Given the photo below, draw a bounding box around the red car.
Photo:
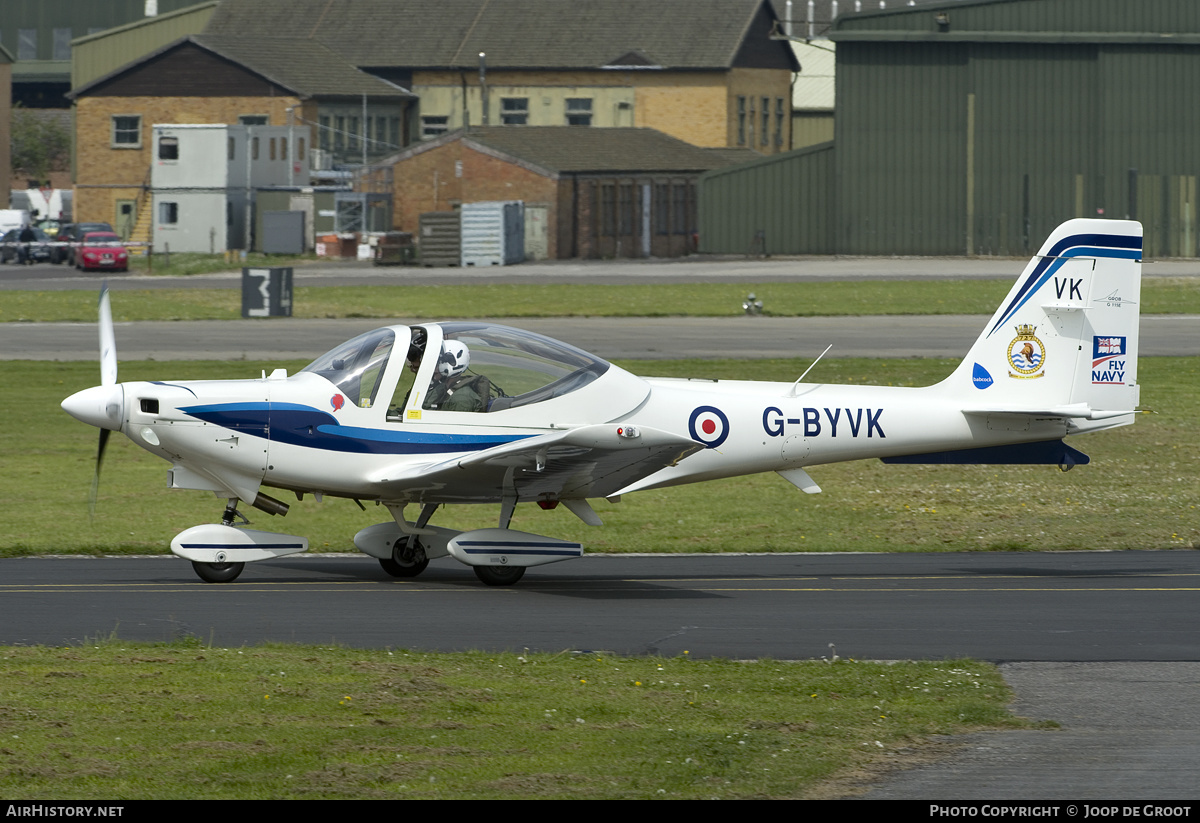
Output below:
[75,232,130,272]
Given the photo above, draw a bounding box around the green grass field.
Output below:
[0,642,1034,799]
[2,277,1198,322]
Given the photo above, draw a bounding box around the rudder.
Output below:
[947,218,1142,419]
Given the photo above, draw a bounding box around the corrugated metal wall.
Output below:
[699,0,1200,257]
[697,142,834,255]
[834,35,1200,256]
[834,42,968,254]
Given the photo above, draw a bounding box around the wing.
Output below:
[369,424,703,503]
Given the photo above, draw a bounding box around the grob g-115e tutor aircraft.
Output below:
[62,218,1144,585]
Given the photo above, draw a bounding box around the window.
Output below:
[251,136,260,160]
[111,115,141,148]
[654,183,670,235]
[348,117,359,151]
[500,98,528,125]
[280,136,288,160]
[599,184,616,236]
[238,115,268,126]
[269,137,276,161]
[775,98,785,147]
[53,28,72,61]
[334,116,345,151]
[672,184,689,235]
[618,183,634,236]
[18,29,37,61]
[157,136,179,161]
[565,98,592,126]
[319,116,331,151]
[158,202,179,225]
[228,137,235,161]
[298,137,306,158]
[736,96,746,146]
[422,116,449,140]
[761,97,770,146]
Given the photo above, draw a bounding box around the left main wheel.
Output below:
[379,535,430,578]
[192,561,245,583]
[473,564,526,586]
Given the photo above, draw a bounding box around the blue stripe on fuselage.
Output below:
[180,402,531,455]
[987,233,1142,338]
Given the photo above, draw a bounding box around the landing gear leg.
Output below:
[221,498,250,526]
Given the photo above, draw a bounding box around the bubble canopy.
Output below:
[300,328,396,408]
[438,322,610,411]
[300,323,616,413]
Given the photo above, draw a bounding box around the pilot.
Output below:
[424,340,485,413]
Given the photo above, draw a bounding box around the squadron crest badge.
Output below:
[1007,325,1046,379]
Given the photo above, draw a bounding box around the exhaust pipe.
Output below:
[252,492,290,517]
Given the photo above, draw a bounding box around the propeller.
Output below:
[59,284,122,518]
[90,284,117,517]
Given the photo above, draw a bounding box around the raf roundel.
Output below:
[688,405,730,449]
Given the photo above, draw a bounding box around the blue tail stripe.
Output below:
[988,235,1141,338]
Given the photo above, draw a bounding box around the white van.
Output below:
[0,209,31,234]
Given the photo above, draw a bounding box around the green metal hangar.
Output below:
[701,0,1200,258]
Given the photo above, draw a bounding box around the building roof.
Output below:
[830,0,1200,44]
[204,0,798,71]
[192,35,414,98]
[388,126,760,175]
[69,34,414,100]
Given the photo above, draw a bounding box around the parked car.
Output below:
[37,218,64,239]
[52,222,115,265]
[0,227,53,265]
[75,232,129,272]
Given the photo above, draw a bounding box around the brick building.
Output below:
[199,0,798,153]
[68,35,414,234]
[387,127,754,259]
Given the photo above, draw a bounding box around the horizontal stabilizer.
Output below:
[881,439,1089,466]
[962,404,1134,421]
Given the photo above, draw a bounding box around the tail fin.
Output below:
[946,218,1142,424]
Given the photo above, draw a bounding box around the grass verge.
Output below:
[6,356,1196,557]
[1,277,1197,322]
[0,641,1034,799]
[126,251,316,277]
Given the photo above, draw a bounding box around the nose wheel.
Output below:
[191,560,245,583]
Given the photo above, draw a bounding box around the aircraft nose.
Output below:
[62,384,125,431]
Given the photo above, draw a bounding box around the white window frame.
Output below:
[500,98,529,125]
[111,115,142,149]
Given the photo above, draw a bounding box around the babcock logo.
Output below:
[972,363,994,390]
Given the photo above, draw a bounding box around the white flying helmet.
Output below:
[437,340,470,377]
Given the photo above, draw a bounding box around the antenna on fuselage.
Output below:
[787,344,832,397]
